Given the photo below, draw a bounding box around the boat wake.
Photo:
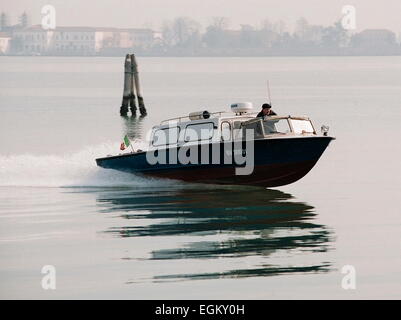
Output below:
[0,142,174,188]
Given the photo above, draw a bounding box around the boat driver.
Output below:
[257,103,277,117]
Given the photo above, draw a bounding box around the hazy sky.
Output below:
[1,0,400,33]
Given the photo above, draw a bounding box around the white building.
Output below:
[0,32,11,54]
[11,25,158,55]
[12,25,53,54]
[51,27,99,55]
[125,28,156,49]
[100,28,157,50]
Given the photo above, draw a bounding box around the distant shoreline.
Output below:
[1,54,400,58]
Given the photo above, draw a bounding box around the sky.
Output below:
[1,0,400,33]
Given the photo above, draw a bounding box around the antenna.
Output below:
[267,80,272,106]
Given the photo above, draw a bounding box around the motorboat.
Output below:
[96,103,334,187]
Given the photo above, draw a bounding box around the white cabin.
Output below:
[148,103,318,150]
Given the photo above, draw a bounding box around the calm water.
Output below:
[0,56,400,299]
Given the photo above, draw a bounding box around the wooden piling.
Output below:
[129,55,137,116]
[120,54,132,116]
[131,54,147,116]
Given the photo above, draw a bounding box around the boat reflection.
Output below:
[97,186,333,281]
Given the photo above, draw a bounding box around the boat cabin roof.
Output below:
[155,111,311,130]
[149,111,317,149]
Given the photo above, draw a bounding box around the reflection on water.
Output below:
[96,185,333,281]
[121,115,145,141]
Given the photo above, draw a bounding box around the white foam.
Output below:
[0,142,174,188]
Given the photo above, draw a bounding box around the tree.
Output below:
[19,12,30,28]
[162,21,175,47]
[163,17,200,47]
[203,17,230,49]
[261,19,273,31]
[0,12,9,31]
[321,20,349,48]
[162,17,201,48]
[294,18,324,46]
[203,25,229,49]
[211,17,229,30]
[295,17,309,39]
[272,20,287,36]
[260,19,280,48]
[240,24,263,48]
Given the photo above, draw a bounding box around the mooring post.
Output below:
[131,54,147,116]
[120,54,132,116]
[129,55,137,116]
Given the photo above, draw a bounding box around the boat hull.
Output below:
[96,136,334,187]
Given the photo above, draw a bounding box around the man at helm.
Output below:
[257,103,277,117]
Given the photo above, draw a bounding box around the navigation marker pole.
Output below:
[131,54,147,116]
[120,54,133,116]
[129,55,137,116]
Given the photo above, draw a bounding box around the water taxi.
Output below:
[96,103,334,187]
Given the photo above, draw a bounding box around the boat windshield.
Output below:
[242,120,264,139]
[241,117,314,138]
[262,119,291,135]
[289,119,315,134]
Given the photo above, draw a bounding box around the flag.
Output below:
[120,135,130,150]
[123,135,130,147]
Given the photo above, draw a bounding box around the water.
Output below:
[0,56,400,299]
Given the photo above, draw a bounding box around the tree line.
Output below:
[1,12,400,56]
[149,16,400,56]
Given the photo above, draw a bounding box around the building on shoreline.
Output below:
[0,32,11,54]
[9,25,159,55]
[12,25,54,55]
[2,24,400,56]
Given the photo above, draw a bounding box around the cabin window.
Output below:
[184,122,214,142]
[233,121,244,140]
[289,119,315,134]
[242,120,264,139]
[152,127,179,146]
[221,122,231,141]
[263,119,291,135]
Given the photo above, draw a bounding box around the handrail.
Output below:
[159,112,310,125]
[160,110,227,124]
[243,115,310,124]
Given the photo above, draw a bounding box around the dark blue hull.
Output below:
[96,136,334,187]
